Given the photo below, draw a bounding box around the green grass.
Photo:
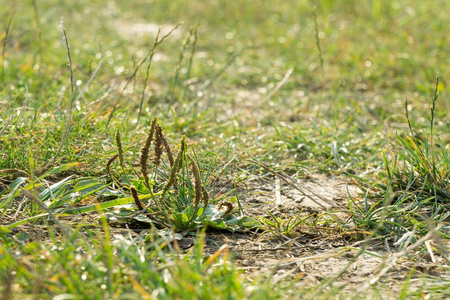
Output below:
[348,78,449,246]
[1,226,283,299]
[1,0,449,298]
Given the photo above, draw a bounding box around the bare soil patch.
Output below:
[204,175,450,297]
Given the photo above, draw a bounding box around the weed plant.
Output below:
[106,118,258,232]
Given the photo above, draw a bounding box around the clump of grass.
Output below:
[348,77,449,244]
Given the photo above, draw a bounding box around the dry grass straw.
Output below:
[312,1,324,70]
[250,159,344,211]
[43,24,74,172]
[0,115,13,138]
[20,188,70,236]
[1,10,15,86]
[364,224,445,287]
[107,24,181,126]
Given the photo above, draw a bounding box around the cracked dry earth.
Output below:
[203,174,450,297]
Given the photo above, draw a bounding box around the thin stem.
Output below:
[1,10,15,87]
[43,25,75,171]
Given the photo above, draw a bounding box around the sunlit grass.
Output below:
[1,0,449,298]
[0,226,283,299]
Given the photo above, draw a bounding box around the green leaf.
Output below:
[40,176,74,203]
[8,177,29,190]
[38,163,80,179]
[0,226,12,234]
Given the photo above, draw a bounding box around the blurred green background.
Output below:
[1,0,448,172]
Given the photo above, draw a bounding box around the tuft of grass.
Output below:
[348,77,449,246]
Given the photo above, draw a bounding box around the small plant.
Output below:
[107,118,259,232]
[259,210,310,237]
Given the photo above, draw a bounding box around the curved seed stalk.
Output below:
[115,127,124,168]
[130,186,144,211]
[106,154,123,188]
